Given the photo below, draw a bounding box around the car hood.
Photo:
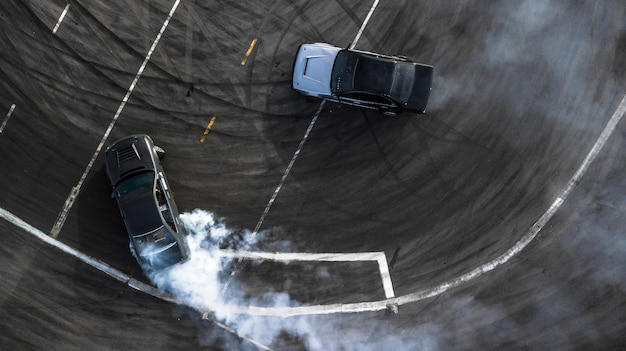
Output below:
[292,43,340,96]
[105,135,157,186]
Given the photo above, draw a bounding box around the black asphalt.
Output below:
[1,1,625,350]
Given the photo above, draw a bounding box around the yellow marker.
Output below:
[241,38,258,65]
[200,115,217,143]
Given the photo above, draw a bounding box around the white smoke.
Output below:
[140,209,305,348]
[139,209,434,350]
[147,209,261,316]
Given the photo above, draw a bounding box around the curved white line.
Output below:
[0,207,174,302]
[1,93,623,317]
[0,208,271,348]
[2,0,624,318]
[214,91,626,316]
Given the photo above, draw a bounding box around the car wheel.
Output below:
[154,145,166,160]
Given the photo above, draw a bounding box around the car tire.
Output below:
[154,145,166,160]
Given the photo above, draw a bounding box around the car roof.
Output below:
[331,49,434,112]
[331,50,394,95]
[118,184,163,235]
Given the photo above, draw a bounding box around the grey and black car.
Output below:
[292,43,434,115]
[104,134,190,272]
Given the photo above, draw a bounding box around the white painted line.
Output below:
[253,100,326,236]
[377,253,395,299]
[4,0,622,319]
[0,207,271,349]
[0,207,172,301]
[226,91,626,316]
[217,250,395,298]
[0,104,16,134]
[221,100,326,294]
[50,0,182,237]
[0,91,623,317]
[218,250,380,261]
[52,3,71,35]
[211,318,272,350]
[248,0,380,251]
[222,0,382,294]
[350,0,380,50]
[248,0,379,234]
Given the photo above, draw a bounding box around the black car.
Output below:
[104,134,190,272]
[292,43,434,115]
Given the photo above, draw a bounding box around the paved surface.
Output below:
[0,1,625,350]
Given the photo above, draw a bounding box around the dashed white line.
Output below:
[50,0,182,237]
[0,104,16,134]
[52,3,71,35]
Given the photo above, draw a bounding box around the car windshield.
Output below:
[115,171,154,198]
[390,62,415,103]
[331,50,357,93]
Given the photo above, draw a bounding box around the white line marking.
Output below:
[3,0,622,319]
[228,91,626,316]
[52,3,71,35]
[0,207,271,350]
[248,0,380,251]
[0,104,16,134]
[350,0,380,50]
[217,250,395,298]
[377,253,395,299]
[253,100,326,236]
[50,0,182,237]
[222,0,382,295]
[0,91,623,317]
[221,100,326,294]
[249,0,379,229]
[0,207,171,300]
[210,318,272,350]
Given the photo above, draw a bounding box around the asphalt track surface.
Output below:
[1,1,625,350]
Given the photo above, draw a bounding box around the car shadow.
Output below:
[74,161,149,283]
